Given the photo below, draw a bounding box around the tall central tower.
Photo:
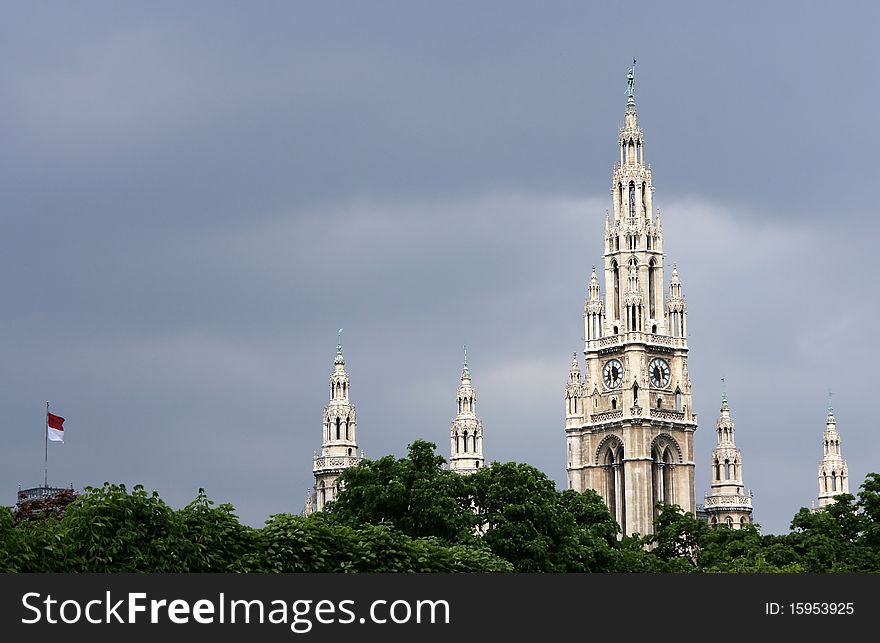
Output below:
[565,65,697,536]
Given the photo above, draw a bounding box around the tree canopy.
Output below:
[3,443,878,573]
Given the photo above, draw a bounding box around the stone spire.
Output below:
[567,64,697,537]
[584,266,605,344]
[450,346,484,474]
[667,264,687,338]
[817,405,849,509]
[565,352,585,432]
[704,390,753,528]
[311,330,362,511]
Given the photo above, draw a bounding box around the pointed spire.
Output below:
[334,328,344,365]
[720,377,729,412]
[569,352,581,383]
[625,59,637,108]
[461,344,470,380]
[588,265,601,302]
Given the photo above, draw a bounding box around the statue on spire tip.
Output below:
[626,59,636,102]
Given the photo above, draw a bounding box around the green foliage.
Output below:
[326,439,478,544]
[3,463,880,573]
[257,513,511,572]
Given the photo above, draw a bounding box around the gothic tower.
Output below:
[565,65,697,536]
[312,331,363,512]
[450,347,484,474]
[817,406,849,509]
[703,392,753,528]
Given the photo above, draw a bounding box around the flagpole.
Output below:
[44,401,49,489]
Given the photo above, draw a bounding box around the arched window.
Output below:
[335,417,341,440]
[724,459,731,480]
[710,516,718,528]
[656,396,662,409]
[674,389,682,411]
[463,430,469,453]
[612,260,620,319]
[831,472,837,491]
[611,398,617,410]
[628,181,636,218]
[726,516,734,528]
[345,419,349,440]
[633,381,639,405]
[318,481,326,507]
[602,441,626,534]
[348,447,352,456]
[648,258,657,318]
[740,517,748,528]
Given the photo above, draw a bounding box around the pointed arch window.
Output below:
[612,260,620,319]
[602,441,626,534]
[628,181,636,218]
[335,417,341,440]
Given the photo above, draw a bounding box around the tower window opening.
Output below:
[724,459,731,480]
[611,398,617,410]
[335,418,341,440]
[832,472,837,491]
[612,261,620,319]
[726,516,734,528]
[656,396,662,409]
[628,181,636,218]
[348,448,352,456]
[674,389,682,411]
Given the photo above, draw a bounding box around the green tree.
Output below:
[326,439,478,544]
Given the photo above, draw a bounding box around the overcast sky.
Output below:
[2,2,878,535]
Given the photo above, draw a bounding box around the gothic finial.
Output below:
[720,377,729,411]
[461,344,470,379]
[464,344,468,369]
[626,59,636,106]
[827,391,834,416]
[334,328,344,365]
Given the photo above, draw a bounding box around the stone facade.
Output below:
[565,66,696,537]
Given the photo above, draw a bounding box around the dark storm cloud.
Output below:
[2,2,879,535]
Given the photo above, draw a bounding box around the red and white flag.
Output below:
[47,412,65,443]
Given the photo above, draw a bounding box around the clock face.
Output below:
[603,359,624,389]
[649,358,671,388]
